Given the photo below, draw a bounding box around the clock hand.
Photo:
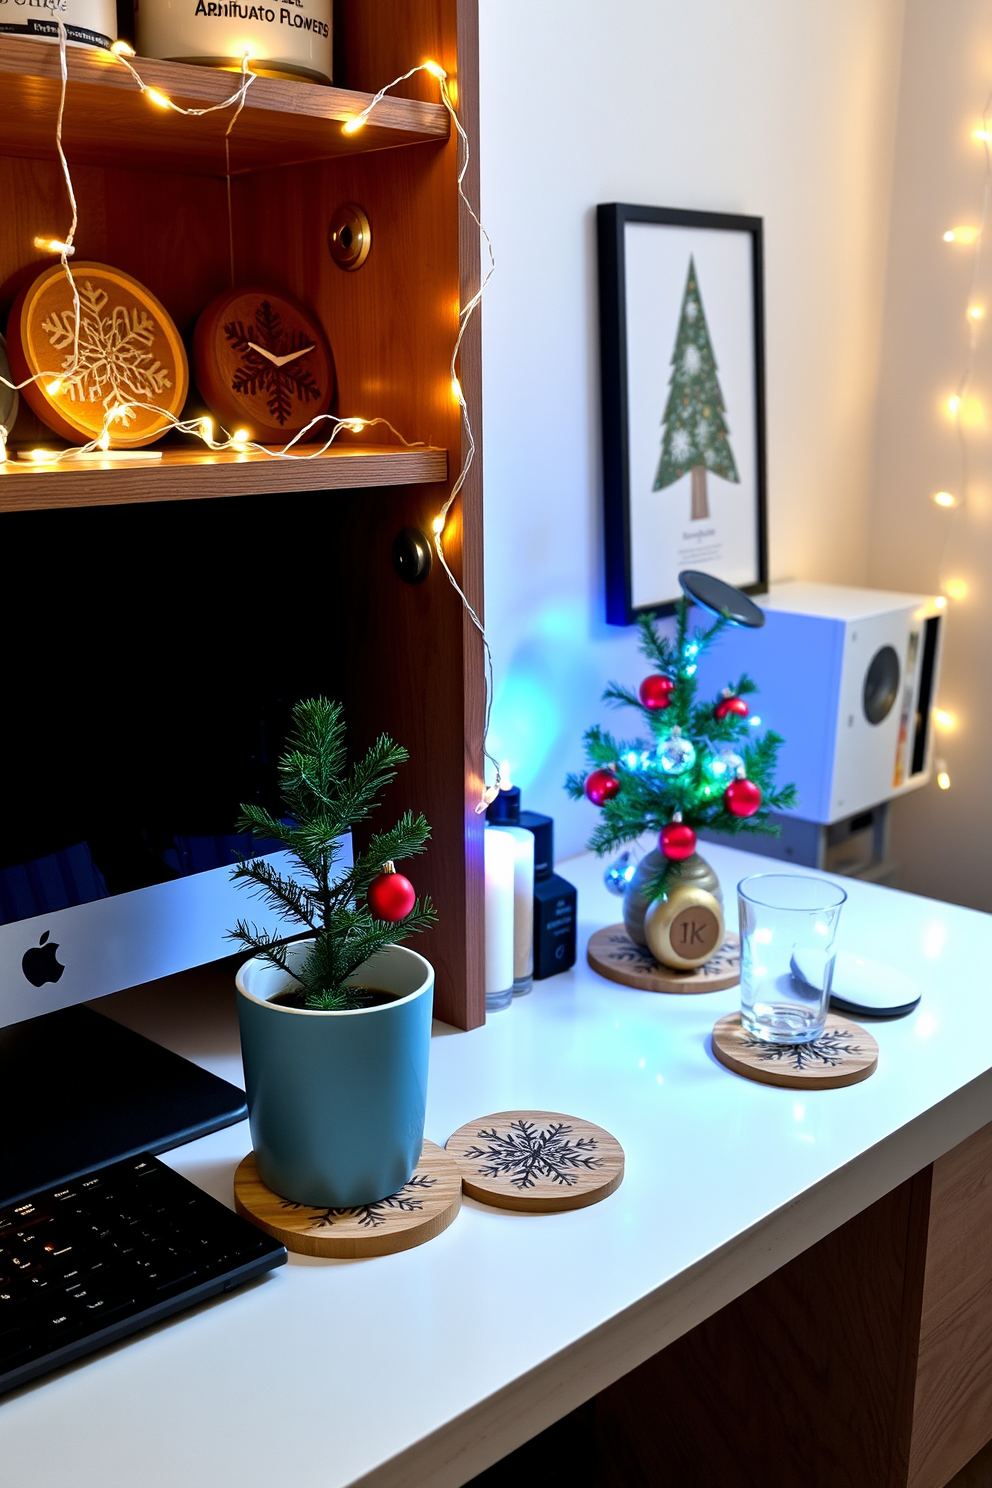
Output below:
[246,341,316,368]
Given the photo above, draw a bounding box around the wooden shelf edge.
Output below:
[0,444,448,510]
[0,37,449,174]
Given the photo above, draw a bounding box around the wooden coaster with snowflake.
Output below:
[8,261,189,448]
[445,1111,624,1213]
[711,1012,878,1090]
[587,923,740,993]
[233,1139,461,1258]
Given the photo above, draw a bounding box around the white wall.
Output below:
[869,0,992,912]
[478,0,906,859]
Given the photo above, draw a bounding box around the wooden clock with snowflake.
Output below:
[192,287,335,443]
[8,261,189,448]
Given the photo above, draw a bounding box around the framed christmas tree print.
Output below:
[598,204,768,624]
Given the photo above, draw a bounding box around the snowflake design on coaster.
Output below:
[43,279,173,424]
[605,932,658,970]
[224,301,322,426]
[280,1172,437,1230]
[464,1119,602,1190]
[739,1026,864,1071]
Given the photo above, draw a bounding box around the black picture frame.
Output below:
[598,203,768,625]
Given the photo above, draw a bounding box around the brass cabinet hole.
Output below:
[328,203,371,271]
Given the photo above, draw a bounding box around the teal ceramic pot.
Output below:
[235,940,434,1208]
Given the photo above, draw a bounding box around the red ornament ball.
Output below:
[585,767,620,806]
[725,777,762,818]
[639,675,674,711]
[714,694,749,721]
[367,863,417,922]
[659,821,697,860]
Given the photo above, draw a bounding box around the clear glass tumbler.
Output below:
[737,874,847,1044]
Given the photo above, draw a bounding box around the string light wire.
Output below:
[1,41,501,807]
[937,86,992,587]
[342,63,500,807]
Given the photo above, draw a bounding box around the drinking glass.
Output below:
[737,875,847,1043]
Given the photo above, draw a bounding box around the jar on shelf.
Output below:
[0,0,117,51]
[134,0,332,85]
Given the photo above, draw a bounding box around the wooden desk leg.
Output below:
[595,1171,933,1488]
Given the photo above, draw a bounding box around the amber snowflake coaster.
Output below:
[445,1111,625,1213]
[587,924,740,994]
[711,1012,879,1090]
[233,1139,461,1259]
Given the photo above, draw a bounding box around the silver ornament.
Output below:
[657,726,696,776]
[604,850,637,896]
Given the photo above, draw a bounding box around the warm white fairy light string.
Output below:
[1,39,501,808]
[926,91,992,791]
[935,92,992,573]
[345,62,500,808]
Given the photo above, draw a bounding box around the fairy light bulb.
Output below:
[944,226,980,243]
[945,577,968,600]
[432,514,445,535]
[343,115,366,135]
[936,756,951,790]
[934,596,947,609]
[947,395,961,416]
[451,376,463,403]
[424,60,446,79]
[933,491,956,507]
[34,236,74,256]
[231,428,250,449]
[973,128,991,142]
[199,416,214,445]
[98,430,111,451]
[145,87,171,109]
[45,379,63,396]
[110,39,134,56]
[933,708,956,729]
[969,305,985,321]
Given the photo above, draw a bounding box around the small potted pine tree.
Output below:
[566,596,796,970]
[231,697,437,1209]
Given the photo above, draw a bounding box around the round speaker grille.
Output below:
[863,644,900,725]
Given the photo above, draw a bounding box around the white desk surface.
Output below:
[3,843,992,1488]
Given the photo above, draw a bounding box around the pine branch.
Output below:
[230,859,321,931]
[225,921,305,983]
[603,681,642,711]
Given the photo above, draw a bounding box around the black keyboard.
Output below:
[0,1153,286,1394]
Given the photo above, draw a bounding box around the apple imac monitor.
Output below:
[0,490,350,1196]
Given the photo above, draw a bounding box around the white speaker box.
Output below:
[694,581,944,825]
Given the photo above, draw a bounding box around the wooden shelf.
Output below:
[0,443,447,510]
[0,37,449,176]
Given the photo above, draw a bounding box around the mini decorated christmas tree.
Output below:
[654,256,740,521]
[565,598,796,912]
[229,697,436,1010]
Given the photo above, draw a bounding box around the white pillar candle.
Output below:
[502,825,534,993]
[484,826,515,1011]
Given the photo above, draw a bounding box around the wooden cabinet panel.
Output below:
[595,1173,932,1488]
[908,1120,992,1488]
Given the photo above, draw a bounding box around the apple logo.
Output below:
[22,931,65,988]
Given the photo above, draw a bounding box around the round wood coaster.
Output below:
[8,261,188,447]
[446,1111,624,1213]
[711,1012,879,1090]
[587,924,740,994]
[233,1139,461,1259]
